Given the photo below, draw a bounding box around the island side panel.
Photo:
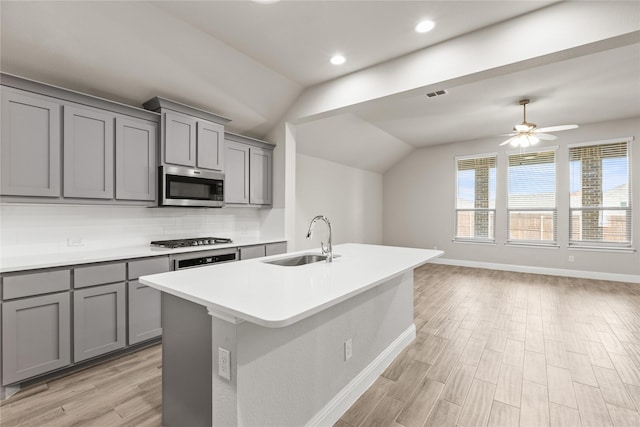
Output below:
[161,293,213,427]
[234,271,415,426]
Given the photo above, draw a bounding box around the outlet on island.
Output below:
[345,338,353,361]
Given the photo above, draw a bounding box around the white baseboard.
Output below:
[306,324,416,427]
[431,257,640,284]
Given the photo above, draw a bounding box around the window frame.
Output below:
[453,152,497,244]
[506,147,558,246]
[567,137,633,249]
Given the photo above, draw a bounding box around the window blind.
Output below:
[507,150,557,243]
[569,140,631,247]
[455,155,496,241]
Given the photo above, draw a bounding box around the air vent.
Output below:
[426,89,448,98]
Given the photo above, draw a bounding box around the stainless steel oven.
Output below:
[160,165,224,207]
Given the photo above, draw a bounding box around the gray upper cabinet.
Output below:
[224,133,274,206]
[115,117,157,201]
[2,292,71,385]
[0,87,61,197]
[196,120,224,171]
[63,104,115,199]
[143,97,230,173]
[164,111,196,167]
[1,74,160,206]
[225,140,250,204]
[73,282,126,362]
[249,147,273,205]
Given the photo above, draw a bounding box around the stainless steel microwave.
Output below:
[160,165,224,207]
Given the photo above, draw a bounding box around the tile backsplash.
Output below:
[1,204,284,258]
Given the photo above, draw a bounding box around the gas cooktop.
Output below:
[150,237,233,249]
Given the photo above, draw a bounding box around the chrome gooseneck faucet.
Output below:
[306,215,333,262]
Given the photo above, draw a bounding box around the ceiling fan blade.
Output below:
[535,133,557,140]
[535,124,578,133]
[500,136,517,146]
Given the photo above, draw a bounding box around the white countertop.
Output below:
[0,238,286,273]
[140,243,443,328]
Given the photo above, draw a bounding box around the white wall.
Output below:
[294,154,383,251]
[0,204,269,258]
[383,117,640,278]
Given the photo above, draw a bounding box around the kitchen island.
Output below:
[140,243,442,426]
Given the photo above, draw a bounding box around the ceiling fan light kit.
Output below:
[499,99,578,148]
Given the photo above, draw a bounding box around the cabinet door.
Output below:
[164,111,196,167]
[63,104,115,199]
[1,88,61,197]
[224,141,250,204]
[2,293,71,385]
[249,147,273,205]
[115,117,157,201]
[128,280,162,345]
[196,120,224,172]
[73,283,126,362]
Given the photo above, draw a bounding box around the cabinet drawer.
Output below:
[239,245,266,260]
[128,257,170,279]
[3,269,70,300]
[265,242,287,257]
[74,262,126,289]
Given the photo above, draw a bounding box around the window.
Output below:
[455,154,497,242]
[507,149,557,244]
[569,139,632,247]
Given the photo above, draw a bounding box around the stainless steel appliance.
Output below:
[160,165,224,207]
[169,248,237,270]
[150,237,237,270]
[151,237,233,249]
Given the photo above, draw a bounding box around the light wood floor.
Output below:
[3,264,640,426]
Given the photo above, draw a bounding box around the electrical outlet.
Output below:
[67,238,84,247]
[569,256,575,262]
[345,339,353,361]
[218,347,231,380]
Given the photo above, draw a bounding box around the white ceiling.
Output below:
[1,1,638,174]
[152,0,558,86]
[350,43,640,148]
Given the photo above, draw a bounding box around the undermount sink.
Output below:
[264,254,340,267]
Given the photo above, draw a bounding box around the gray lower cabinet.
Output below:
[240,242,287,260]
[0,87,61,197]
[2,292,71,385]
[127,256,170,345]
[115,117,157,201]
[265,242,287,256]
[128,280,162,345]
[239,245,266,260]
[63,104,115,199]
[73,282,126,362]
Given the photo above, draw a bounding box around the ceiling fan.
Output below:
[500,99,578,147]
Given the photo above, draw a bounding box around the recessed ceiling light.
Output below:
[330,54,346,65]
[415,20,435,33]
[252,0,280,4]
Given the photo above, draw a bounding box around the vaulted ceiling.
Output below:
[2,1,638,173]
